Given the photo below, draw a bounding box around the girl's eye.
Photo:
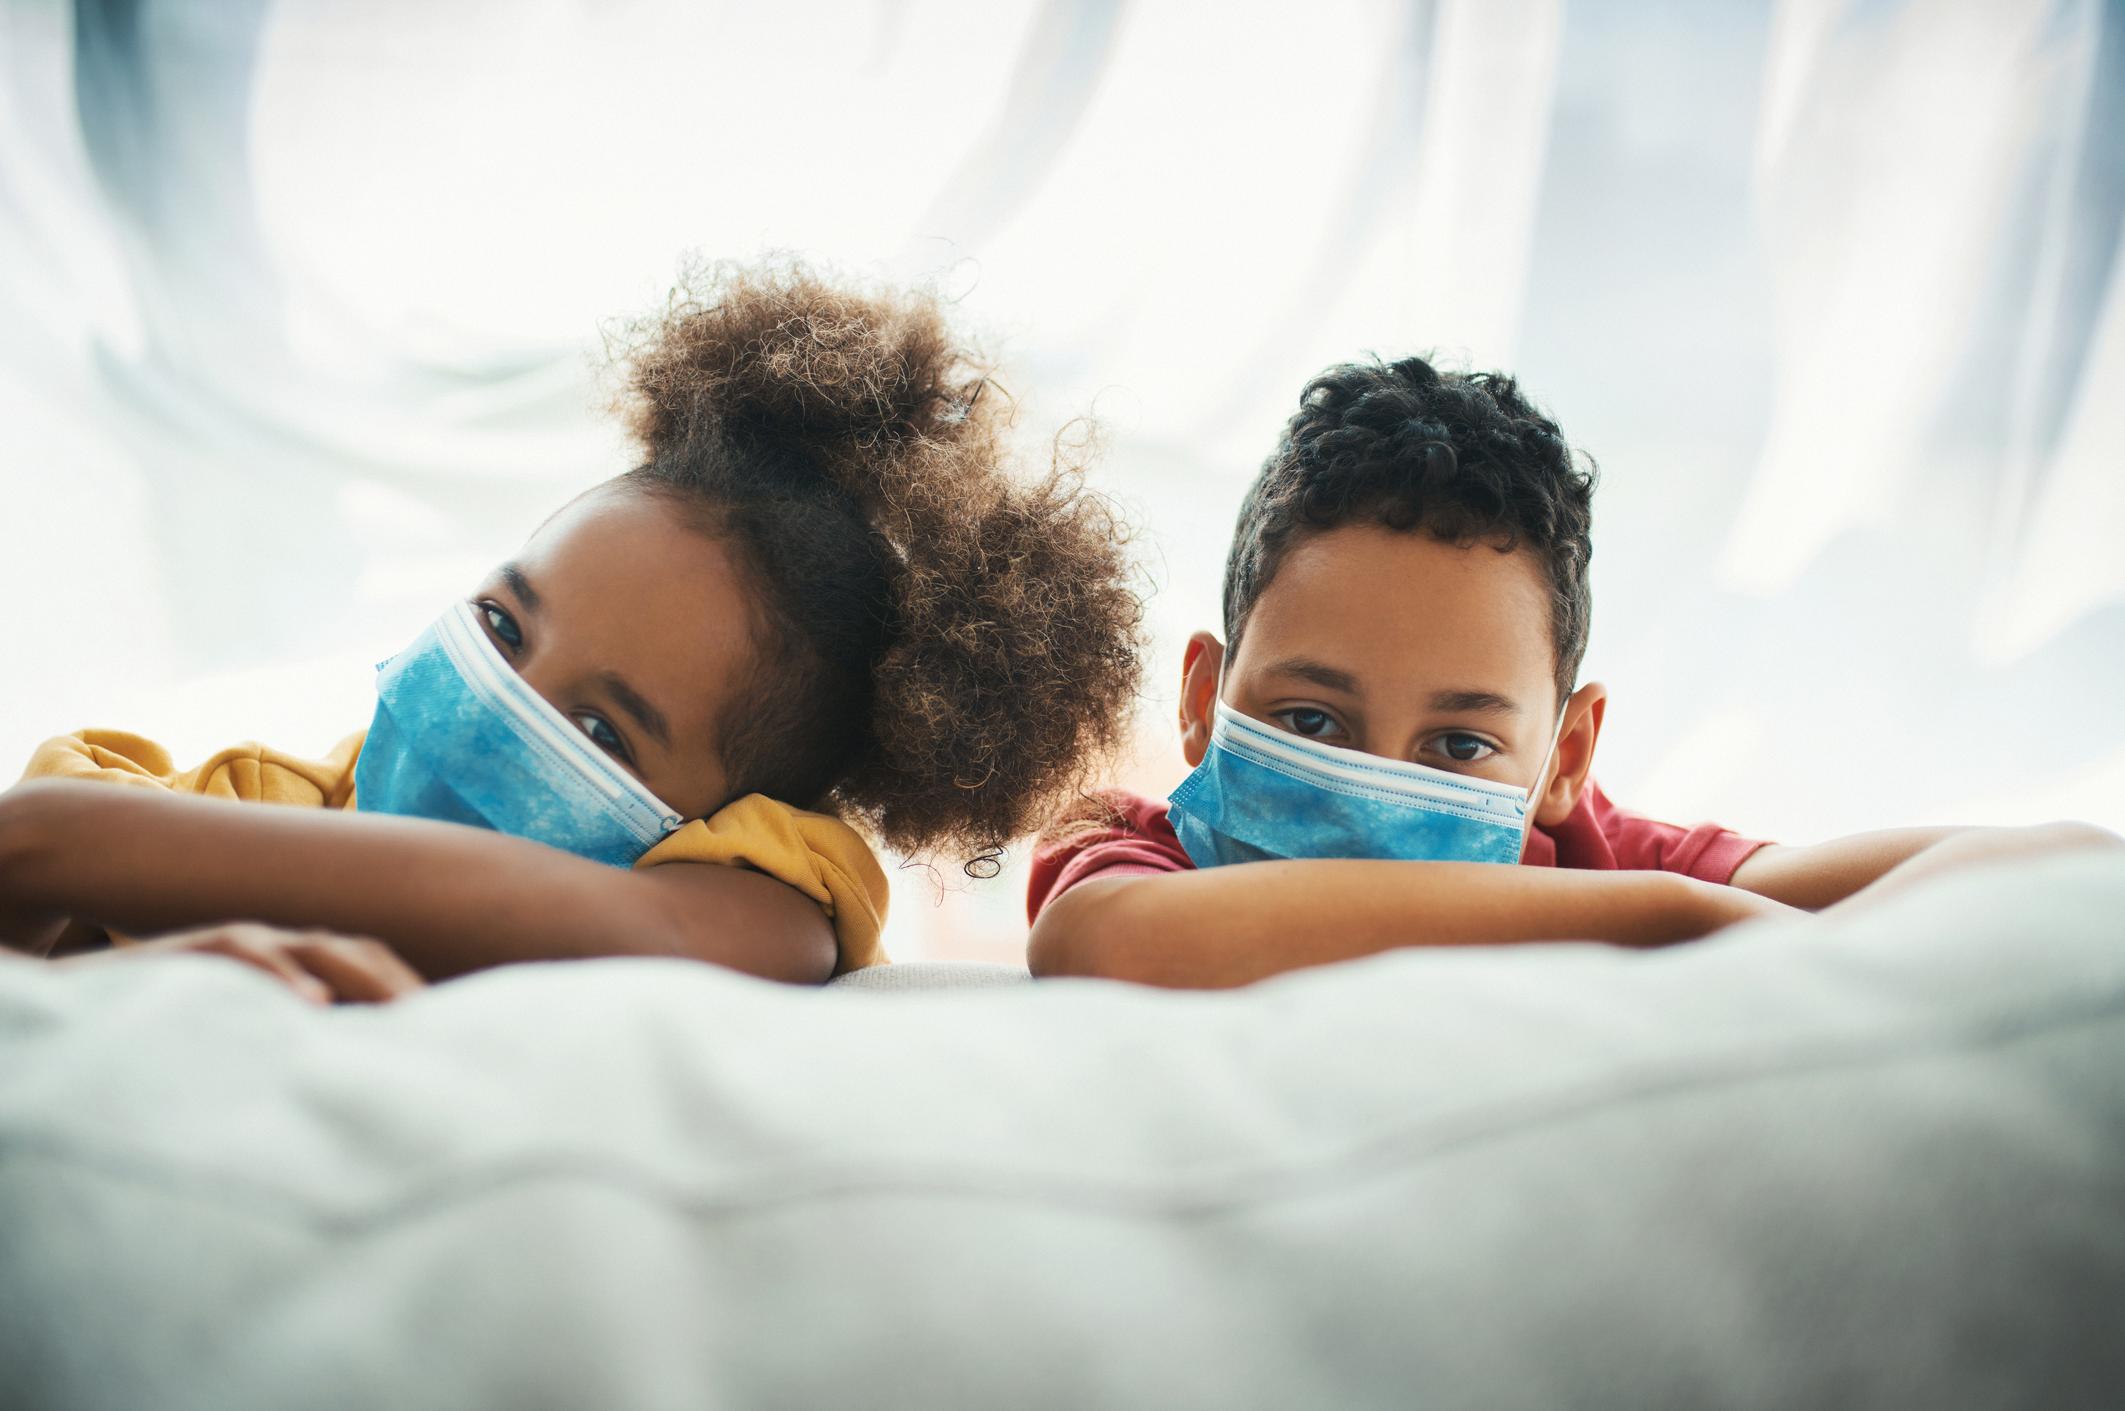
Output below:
[1275,708,1343,740]
[480,602,523,650]
[572,713,630,762]
[1435,732,1497,764]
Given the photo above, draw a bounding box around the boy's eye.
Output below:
[572,713,631,763]
[1274,708,1344,740]
[1435,732,1497,764]
[479,602,523,650]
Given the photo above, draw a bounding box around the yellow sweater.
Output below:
[22,729,890,972]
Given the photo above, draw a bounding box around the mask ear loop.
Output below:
[1203,647,1234,732]
[1518,691,1575,851]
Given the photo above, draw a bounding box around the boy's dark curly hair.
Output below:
[1222,355,1595,708]
[611,259,1142,871]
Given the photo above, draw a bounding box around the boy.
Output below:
[1027,356,2114,988]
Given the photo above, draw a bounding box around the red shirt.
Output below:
[1026,782,1770,922]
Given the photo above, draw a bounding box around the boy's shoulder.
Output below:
[1026,789,1193,922]
[1534,781,1770,884]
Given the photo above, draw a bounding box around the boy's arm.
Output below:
[1028,859,1792,990]
[1729,823,2121,912]
[0,780,837,984]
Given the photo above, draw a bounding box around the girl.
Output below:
[0,261,1142,997]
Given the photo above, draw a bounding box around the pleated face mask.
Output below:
[1166,697,1565,870]
[353,601,685,867]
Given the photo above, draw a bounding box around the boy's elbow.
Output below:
[1027,879,1153,983]
[1026,894,1102,979]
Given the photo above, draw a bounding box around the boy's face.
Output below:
[467,484,751,822]
[1179,523,1604,826]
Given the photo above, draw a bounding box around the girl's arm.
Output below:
[0,780,837,984]
[1028,858,1793,990]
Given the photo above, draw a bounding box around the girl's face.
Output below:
[467,484,753,822]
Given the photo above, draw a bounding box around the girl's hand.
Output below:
[58,924,428,1005]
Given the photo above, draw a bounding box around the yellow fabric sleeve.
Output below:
[20,729,366,807]
[20,729,891,973]
[634,794,891,973]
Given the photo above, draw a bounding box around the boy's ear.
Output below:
[1178,631,1226,768]
[1534,682,1607,828]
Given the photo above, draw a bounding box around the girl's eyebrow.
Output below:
[500,562,670,750]
[500,562,542,613]
[598,671,672,749]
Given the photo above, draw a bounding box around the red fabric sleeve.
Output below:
[1025,791,1193,922]
[1527,780,1771,884]
[1659,823,1771,885]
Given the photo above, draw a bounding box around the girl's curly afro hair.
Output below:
[612,258,1143,871]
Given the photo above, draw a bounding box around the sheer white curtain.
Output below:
[2,0,2119,959]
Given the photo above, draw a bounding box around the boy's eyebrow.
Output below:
[1430,688,1520,716]
[500,562,542,613]
[1260,657,1361,694]
[599,672,673,750]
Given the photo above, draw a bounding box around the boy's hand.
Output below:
[58,924,428,1005]
[1821,822,2123,918]
[1734,822,2123,913]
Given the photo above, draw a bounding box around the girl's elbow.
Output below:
[640,870,840,985]
[666,916,836,985]
[729,907,839,985]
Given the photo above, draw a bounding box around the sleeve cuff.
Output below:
[1673,827,1772,885]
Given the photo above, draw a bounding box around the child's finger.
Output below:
[185,930,333,1004]
[283,936,427,1003]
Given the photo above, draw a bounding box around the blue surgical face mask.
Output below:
[353,602,685,867]
[1167,693,1566,870]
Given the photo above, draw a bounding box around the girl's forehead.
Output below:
[512,493,754,707]
[523,488,723,590]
